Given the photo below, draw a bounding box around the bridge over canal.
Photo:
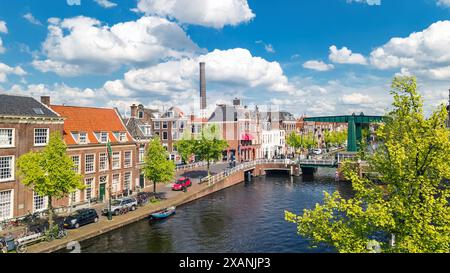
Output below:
[199,156,359,186]
[304,113,386,152]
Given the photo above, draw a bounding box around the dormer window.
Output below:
[100,132,108,143]
[167,111,174,118]
[119,132,127,142]
[140,125,152,136]
[138,111,144,119]
[79,133,87,144]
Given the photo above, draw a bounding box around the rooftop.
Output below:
[50,105,132,145]
[0,94,60,118]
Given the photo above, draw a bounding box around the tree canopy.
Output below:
[175,124,228,175]
[285,76,450,253]
[287,132,318,154]
[174,130,196,164]
[193,124,228,175]
[324,130,347,148]
[143,137,176,193]
[17,132,84,228]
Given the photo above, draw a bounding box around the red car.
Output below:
[172,177,192,191]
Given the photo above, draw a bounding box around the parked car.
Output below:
[63,208,99,229]
[101,197,138,216]
[312,149,322,155]
[172,177,192,191]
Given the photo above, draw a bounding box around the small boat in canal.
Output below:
[150,206,176,220]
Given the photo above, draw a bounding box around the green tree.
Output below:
[285,76,450,253]
[174,131,196,164]
[304,132,318,151]
[326,130,347,148]
[324,130,335,149]
[17,132,84,230]
[193,124,228,175]
[143,137,176,193]
[286,132,302,155]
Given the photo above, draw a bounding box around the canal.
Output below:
[71,169,353,253]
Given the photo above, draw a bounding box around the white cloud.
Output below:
[114,48,295,96]
[329,45,367,65]
[0,63,27,83]
[269,75,391,116]
[303,60,334,71]
[135,0,255,28]
[0,38,4,54]
[437,0,450,7]
[103,80,133,97]
[32,59,83,77]
[0,21,7,54]
[370,20,450,80]
[94,0,117,8]
[341,93,373,105]
[346,0,381,5]
[33,16,200,76]
[9,83,99,107]
[0,21,7,33]
[23,13,43,26]
[255,40,275,53]
[67,0,81,6]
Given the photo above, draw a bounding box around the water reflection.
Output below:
[64,169,352,253]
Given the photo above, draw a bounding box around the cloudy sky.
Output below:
[1,0,450,117]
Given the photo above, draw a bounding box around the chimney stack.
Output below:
[40,96,50,106]
[199,62,206,110]
[130,104,138,118]
[233,97,241,106]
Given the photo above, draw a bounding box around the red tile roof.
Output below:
[50,105,132,145]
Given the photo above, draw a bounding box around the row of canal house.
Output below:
[0,94,151,221]
[1,91,341,221]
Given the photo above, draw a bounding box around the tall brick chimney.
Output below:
[199,62,206,110]
[130,104,138,118]
[40,96,50,106]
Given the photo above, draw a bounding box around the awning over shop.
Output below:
[241,133,254,141]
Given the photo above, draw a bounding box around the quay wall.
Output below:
[28,162,295,253]
[28,169,247,253]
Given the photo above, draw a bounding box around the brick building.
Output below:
[208,98,261,162]
[49,100,137,205]
[123,104,159,189]
[152,107,188,163]
[0,94,64,220]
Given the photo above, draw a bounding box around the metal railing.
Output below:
[200,159,294,186]
[176,161,208,172]
[298,159,337,166]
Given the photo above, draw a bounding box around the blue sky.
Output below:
[1,0,450,117]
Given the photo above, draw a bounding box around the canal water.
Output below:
[72,169,353,253]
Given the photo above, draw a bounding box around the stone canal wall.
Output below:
[172,171,245,207]
[27,161,297,253]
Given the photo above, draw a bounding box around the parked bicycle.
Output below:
[136,192,154,206]
[44,224,67,242]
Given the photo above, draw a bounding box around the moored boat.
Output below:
[150,206,176,219]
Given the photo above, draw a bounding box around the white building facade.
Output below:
[260,130,285,159]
